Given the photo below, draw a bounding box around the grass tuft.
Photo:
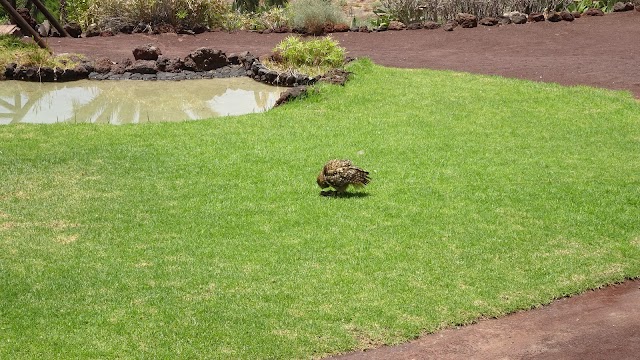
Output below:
[0,35,84,72]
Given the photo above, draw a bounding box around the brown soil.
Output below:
[332,280,640,359]
[50,11,640,98]
[48,11,640,358]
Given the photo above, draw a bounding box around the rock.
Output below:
[406,23,423,30]
[37,66,55,81]
[275,86,307,107]
[295,73,310,85]
[100,29,114,37]
[183,47,229,71]
[15,8,37,30]
[133,44,162,61]
[93,57,114,73]
[111,58,133,74]
[423,21,441,30]
[285,74,296,86]
[498,16,512,25]
[133,23,152,33]
[559,11,575,21]
[333,23,350,32]
[58,64,90,81]
[4,63,17,79]
[613,2,635,11]
[126,60,158,74]
[153,23,175,34]
[479,17,499,26]
[546,12,562,22]
[85,23,100,37]
[272,25,289,33]
[119,24,134,34]
[528,12,545,22]
[571,11,582,18]
[265,70,278,83]
[584,8,605,16]
[443,20,458,31]
[319,69,351,86]
[388,21,406,30]
[323,23,335,33]
[455,13,477,28]
[226,53,241,65]
[63,22,82,38]
[193,24,209,34]
[358,25,370,33]
[37,20,51,37]
[511,13,528,24]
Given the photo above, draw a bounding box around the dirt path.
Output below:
[331,280,640,359]
[50,11,640,98]
[47,12,640,358]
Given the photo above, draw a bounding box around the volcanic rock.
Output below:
[133,44,162,61]
[455,13,477,28]
[184,48,229,71]
[560,11,575,21]
[63,22,82,38]
[546,12,562,22]
[613,2,635,11]
[126,60,158,74]
[528,12,545,22]
[443,20,458,31]
[388,21,406,30]
[584,8,605,16]
[510,13,528,24]
[85,23,100,37]
[479,17,499,26]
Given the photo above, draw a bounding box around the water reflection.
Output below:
[0,78,284,124]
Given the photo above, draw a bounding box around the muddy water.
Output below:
[0,78,284,125]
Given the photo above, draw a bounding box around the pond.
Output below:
[0,78,284,125]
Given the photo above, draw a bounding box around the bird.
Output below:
[317,159,370,196]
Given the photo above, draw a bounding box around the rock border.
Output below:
[3,45,318,88]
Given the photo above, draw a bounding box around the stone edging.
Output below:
[3,45,317,88]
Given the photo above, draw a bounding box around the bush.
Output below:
[85,0,229,30]
[219,7,289,31]
[270,35,345,76]
[377,0,424,24]
[375,0,580,23]
[289,0,346,34]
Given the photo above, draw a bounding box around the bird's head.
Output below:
[317,173,329,189]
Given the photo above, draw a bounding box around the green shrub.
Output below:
[233,0,260,13]
[269,35,345,76]
[289,0,346,34]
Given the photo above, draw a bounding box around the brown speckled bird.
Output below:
[317,159,370,195]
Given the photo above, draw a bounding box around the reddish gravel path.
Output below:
[48,12,640,358]
[332,280,640,359]
[50,11,640,98]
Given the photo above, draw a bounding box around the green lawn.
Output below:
[1,60,639,359]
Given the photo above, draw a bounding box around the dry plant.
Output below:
[85,0,229,29]
[380,0,575,23]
